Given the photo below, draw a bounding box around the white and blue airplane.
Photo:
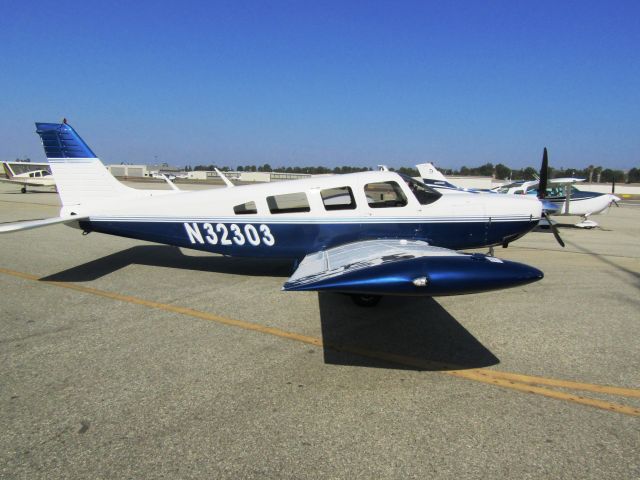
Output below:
[0,121,546,306]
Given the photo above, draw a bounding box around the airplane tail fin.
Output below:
[416,163,448,182]
[2,162,15,179]
[35,121,133,207]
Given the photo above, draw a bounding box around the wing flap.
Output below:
[284,239,543,296]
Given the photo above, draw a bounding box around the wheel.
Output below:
[350,294,382,307]
[21,186,27,193]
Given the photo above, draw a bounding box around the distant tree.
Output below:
[594,166,602,183]
[494,164,511,180]
[460,166,470,176]
[398,167,419,177]
[587,165,594,183]
[627,167,640,183]
[477,163,494,177]
[523,167,538,180]
[600,169,625,183]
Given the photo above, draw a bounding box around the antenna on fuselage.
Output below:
[215,168,234,188]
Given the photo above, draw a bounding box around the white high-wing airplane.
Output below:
[417,157,620,229]
[0,121,546,306]
[1,161,57,193]
[491,178,620,228]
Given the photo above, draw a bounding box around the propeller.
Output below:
[542,211,565,247]
[611,177,620,207]
[537,147,565,247]
[538,147,548,199]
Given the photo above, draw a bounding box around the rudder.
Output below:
[35,121,133,206]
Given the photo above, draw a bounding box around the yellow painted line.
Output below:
[0,267,323,347]
[467,369,640,398]
[447,370,640,417]
[1,266,639,417]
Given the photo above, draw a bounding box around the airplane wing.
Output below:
[283,239,542,296]
[549,178,585,185]
[0,215,89,233]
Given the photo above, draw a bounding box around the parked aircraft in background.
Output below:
[491,178,620,228]
[0,121,547,306]
[417,154,619,229]
[416,163,480,194]
[0,161,56,193]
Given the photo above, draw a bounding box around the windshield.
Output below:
[399,174,442,205]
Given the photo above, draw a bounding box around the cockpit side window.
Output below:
[399,174,442,205]
[364,181,408,208]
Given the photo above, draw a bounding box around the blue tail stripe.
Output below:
[35,122,96,158]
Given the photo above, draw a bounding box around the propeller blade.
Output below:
[538,148,548,199]
[542,211,565,247]
[612,176,616,194]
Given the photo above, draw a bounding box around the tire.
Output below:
[350,294,382,307]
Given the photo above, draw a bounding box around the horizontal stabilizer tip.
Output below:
[0,215,88,233]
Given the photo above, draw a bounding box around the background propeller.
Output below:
[537,147,565,247]
[611,177,620,207]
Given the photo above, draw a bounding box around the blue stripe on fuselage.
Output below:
[81,219,539,259]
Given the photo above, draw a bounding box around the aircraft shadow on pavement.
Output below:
[42,245,499,371]
[41,245,293,282]
[318,293,499,371]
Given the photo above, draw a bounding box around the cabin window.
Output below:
[321,186,356,211]
[266,192,311,214]
[233,201,257,215]
[364,181,408,208]
[399,174,441,205]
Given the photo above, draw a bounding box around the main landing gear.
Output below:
[21,186,27,193]
[349,294,382,307]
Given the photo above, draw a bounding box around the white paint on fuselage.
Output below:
[80,170,542,225]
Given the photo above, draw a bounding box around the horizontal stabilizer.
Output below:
[0,215,88,233]
[284,239,543,296]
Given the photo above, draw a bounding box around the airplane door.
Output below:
[416,197,487,249]
[451,198,487,246]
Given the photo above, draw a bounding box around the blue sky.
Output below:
[1,0,638,170]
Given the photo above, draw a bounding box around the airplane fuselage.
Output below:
[74,171,542,259]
